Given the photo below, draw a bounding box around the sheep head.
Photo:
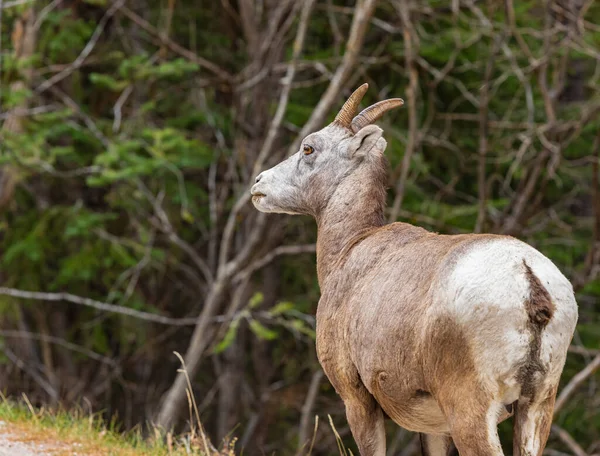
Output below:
[251,84,403,216]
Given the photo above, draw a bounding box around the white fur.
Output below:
[485,402,506,456]
[441,238,577,402]
[519,404,544,455]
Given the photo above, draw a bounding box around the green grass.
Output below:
[0,393,235,456]
[0,393,352,455]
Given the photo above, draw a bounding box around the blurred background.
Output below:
[0,0,599,454]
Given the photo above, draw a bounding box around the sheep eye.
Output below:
[303,145,314,155]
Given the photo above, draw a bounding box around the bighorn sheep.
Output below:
[250,84,578,456]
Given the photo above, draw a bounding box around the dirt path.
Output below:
[0,421,69,456]
[0,435,48,456]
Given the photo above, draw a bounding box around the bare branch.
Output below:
[298,369,324,451]
[0,104,60,120]
[118,5,232,81]
[326,0,343,56]
[156,277,229,428]
[0,330,119,366]
[140,182,214,285]
[475,34,503,232]
[0,287,200,326]
[568,345,600,357]
[220,0,379,277]
[0,0,3,116]
[156,0,376,428]
[36,0,125,94]
[292,0,379,147]
[219,0,315,271]
[250,0,316,182]
[48,86,110,147]
[238,0,259,57]
[2,345,59,401]
[501,150,550,235]
[551,425,589,456]
[112,85,133,133]
[1,0,34,8]
[234,244,316,283]
[389,0,418,222]
[34,0,63,30]
[554,354,600,415]
[0,6,37,209]
[574,131,600,290]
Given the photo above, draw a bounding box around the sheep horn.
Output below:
[350,98,404,133]
[333,83,369,129]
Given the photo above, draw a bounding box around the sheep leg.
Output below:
[419,434,457,456]
[343,388,386,456]
[437,385,505,456]
[513,385,557,456]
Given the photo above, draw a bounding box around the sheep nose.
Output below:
[255,173,263,183]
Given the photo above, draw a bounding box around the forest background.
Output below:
[0,0,599,454]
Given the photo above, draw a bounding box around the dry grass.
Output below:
[0,354,349,455]
[0,389,235,456]
[0,395,352,455]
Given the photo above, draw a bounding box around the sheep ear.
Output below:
[348,125,384,157]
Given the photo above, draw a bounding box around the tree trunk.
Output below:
[0,7,37,209]
[155,280,227,429]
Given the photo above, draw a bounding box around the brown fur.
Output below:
[517,260,555,403]
[514,264,558,456]
[420,434,457,456]
[252,103,576,455]
[423,318,502,454]
[313,152,512,453]
[513,386,557,456]
[523,259,555,326]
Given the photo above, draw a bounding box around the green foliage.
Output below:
[214,293,315,354]
[248,319,278,341]
[214,317,242,354]
[87,129,212,186]
[248,292,264,309]
[39,11,94,62]
[89,73,129,92]
[0,398,229,455]
[1,0,599,453]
